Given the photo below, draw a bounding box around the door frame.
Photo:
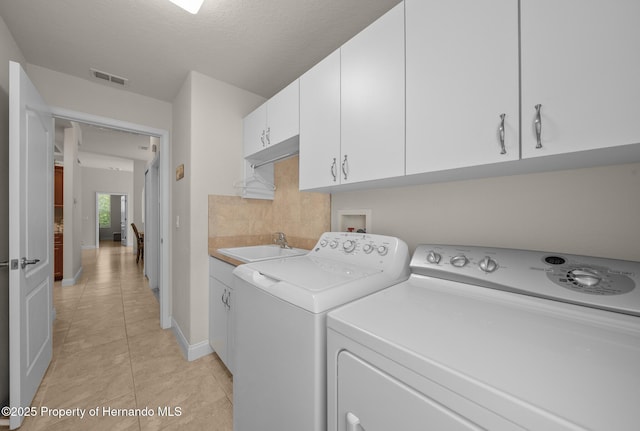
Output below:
[52,107,171,330]
[95,192,129,247]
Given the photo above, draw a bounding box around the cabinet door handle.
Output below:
[221,289,227,305]
[330,158,337,182]
[534,104,543,149]
[341,155,349,181]
[498,113,506,154]
[226,291,231,310]
[266,127,271,146]
[346,412,363,431]
[260,130,266,147]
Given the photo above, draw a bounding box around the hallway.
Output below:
[20,242,232,431]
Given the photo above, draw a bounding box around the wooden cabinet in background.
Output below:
[54,233,63,281]
[54,165,63,206]
[54,165,63,281]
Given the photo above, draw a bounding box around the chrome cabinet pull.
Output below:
[330,158,337,182]
[260,130,266,147]
[498,113,506,154]
[346,412,363,431]
[534,104,543,149]
[341,155,349,181]
[266,127,271,146]
[221,289,231,310]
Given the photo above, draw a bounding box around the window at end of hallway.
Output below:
[99,194,111,228]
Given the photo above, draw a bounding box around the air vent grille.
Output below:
[90,68,128,86]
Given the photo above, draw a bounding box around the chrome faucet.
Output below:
[273,232,291,249]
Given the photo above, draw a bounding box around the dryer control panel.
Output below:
[411,245,640,317]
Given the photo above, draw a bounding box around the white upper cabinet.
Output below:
[243,102,267,157]
[243,79,300,159]
[340,2,405,184]
[268,79,300,147]
[299,49,341,190]
[406,0,519,175]
[521,0,640,158]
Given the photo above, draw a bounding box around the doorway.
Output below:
[95,193,129,246]
[52,107,170,330]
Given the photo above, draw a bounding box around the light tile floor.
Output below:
[19,242,233,431]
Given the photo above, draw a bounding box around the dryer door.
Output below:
[337,351,483,431]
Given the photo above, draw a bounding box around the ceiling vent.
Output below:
[90,68,128,86]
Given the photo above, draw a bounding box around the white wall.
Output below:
[0,12,26,409]
[62,125,83,284]
[172,71,264,345]
[331,162,640,262]
[171,73,192,341]
[25,64,172,131]
[81,167,134,248]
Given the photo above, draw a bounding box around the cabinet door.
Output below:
[209,276,229,367]
[54,166,63,206]
[267,79,299,146]
[341,2,405,184]
[406,0,519,175]
[299,49,341,190]
[243,102,267,157]
[521,0,640,158]
[226,286,235,374]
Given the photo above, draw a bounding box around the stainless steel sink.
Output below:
[217,244,308,263]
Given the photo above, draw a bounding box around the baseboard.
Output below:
[171,317,213,362]
[61,266,83,287]
[81,245,97,250]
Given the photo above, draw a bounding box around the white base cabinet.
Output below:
[209,257,235,374]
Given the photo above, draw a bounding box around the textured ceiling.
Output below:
[0,0,402,101]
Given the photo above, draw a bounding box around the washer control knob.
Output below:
[426,251,441,264]
[569,268,601,287]
[329,240,339,249]
[450,255,468,268]
[320,239,328,247]
[377,245,388,256]
[343,240,356,253]
[479,256,498,273]
[363,244,374,254]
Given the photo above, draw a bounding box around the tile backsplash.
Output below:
[208,156,330,251]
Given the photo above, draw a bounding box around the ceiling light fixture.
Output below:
[168,0,204,14]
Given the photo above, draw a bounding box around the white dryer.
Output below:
[327,245,640,431]
[233,232,410,431]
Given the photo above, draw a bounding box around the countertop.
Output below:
[209,235,317,266]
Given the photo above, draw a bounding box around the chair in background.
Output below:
[131,223,144,263]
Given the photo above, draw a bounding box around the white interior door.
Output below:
[8,61,53,429]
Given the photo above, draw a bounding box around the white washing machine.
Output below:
[328,245,640,431]
[232,232,410,431]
